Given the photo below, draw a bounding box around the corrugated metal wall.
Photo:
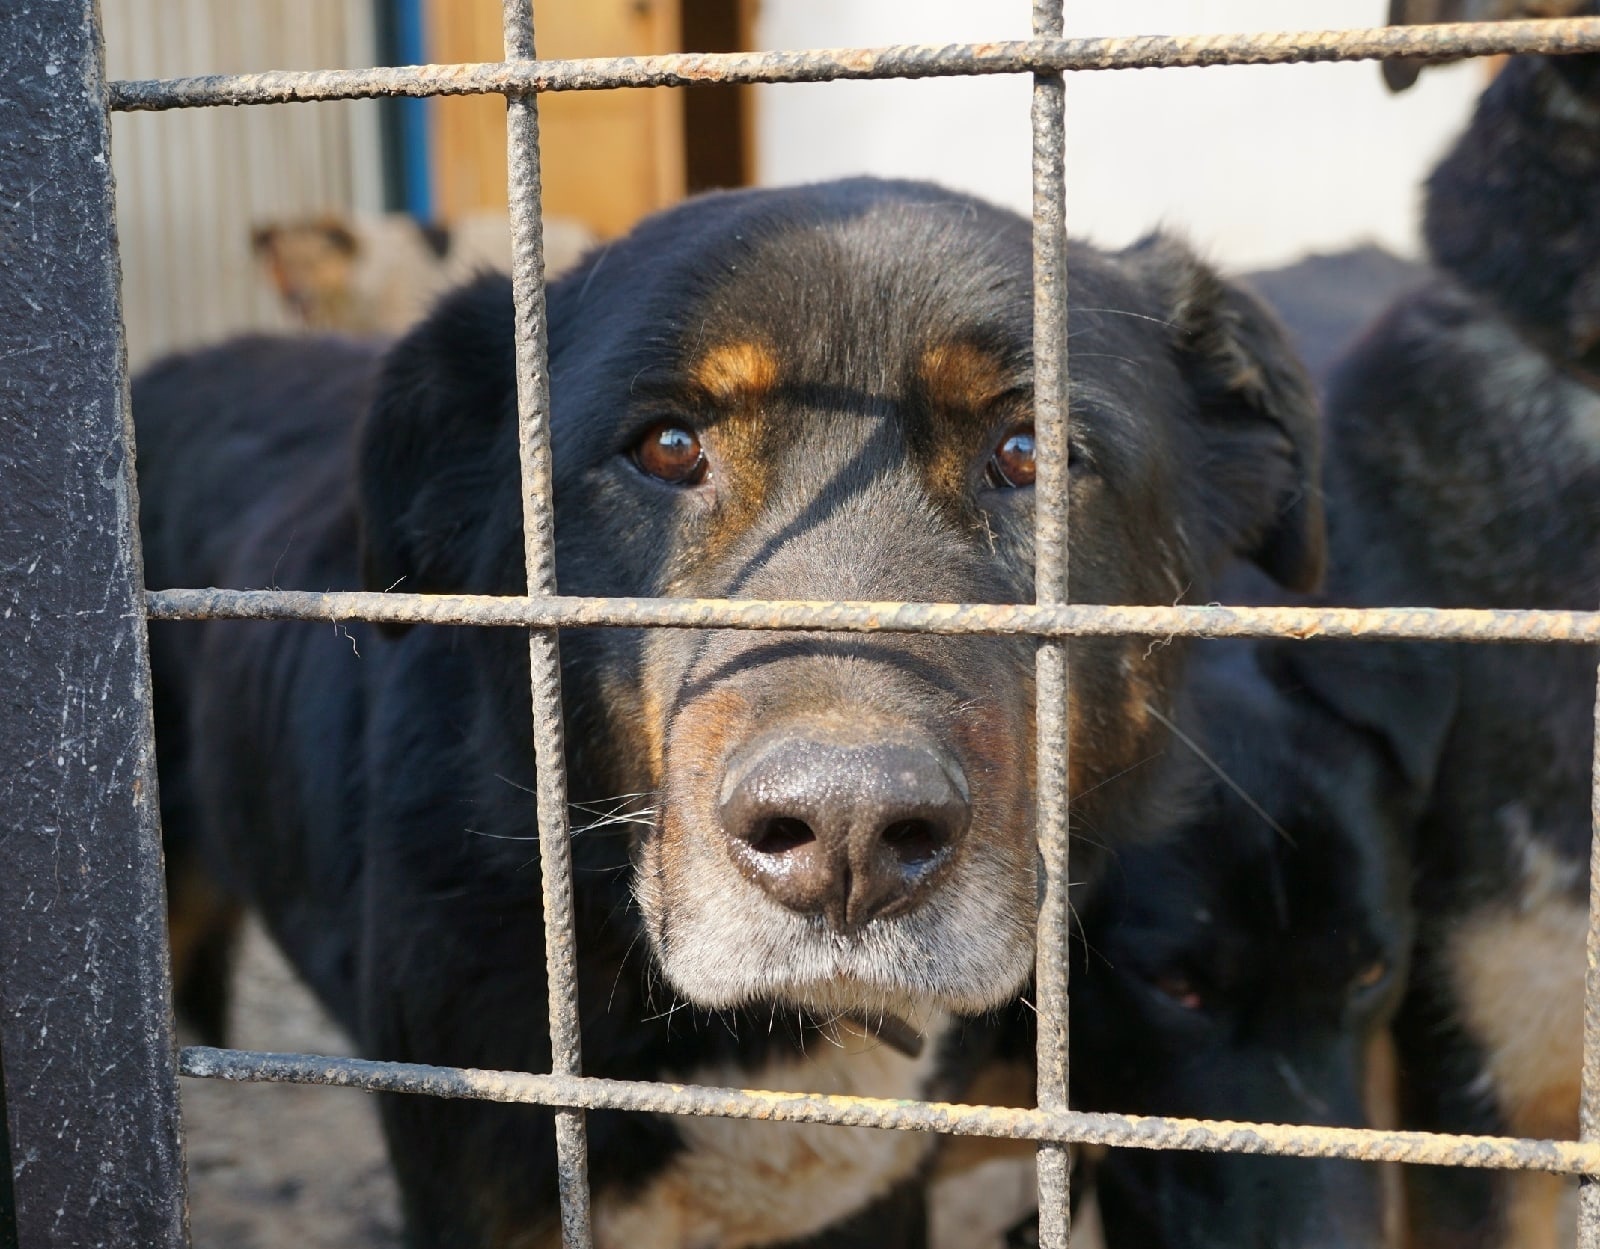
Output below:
[102,0,384,368]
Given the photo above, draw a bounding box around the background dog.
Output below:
[1321,34,1600,1248]
[251,209,595,335]
[1069,627,1452,1249]
[976,576,1453,1249]
[142,177,1324,1248]
[1065,35,1600,1247]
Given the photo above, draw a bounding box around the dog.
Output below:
[1380,0,1593,92]
[969,580,1453,1249]
[1319,34,1600,1249]
[1064,34,1600,1247]
[1069,627,1451,1249]
[1065,37,1600,1244]
[1242,246,1427,385]
[251,209,596,335]
[139,176,1325,1248]
[932,239,1432,1249]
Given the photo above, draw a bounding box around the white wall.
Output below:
[753,1,1487,269]
[103,0,385,367]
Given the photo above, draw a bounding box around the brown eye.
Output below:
[987,425,1036,488]
[1351,960,1388,993]
[633,421,708,486]
[1151,973,1204,1011]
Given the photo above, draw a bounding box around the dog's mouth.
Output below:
[636,819,1039,1018]
[635,676,1038,1018]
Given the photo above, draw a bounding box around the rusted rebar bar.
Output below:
[107,20,1600,112]
[179,1046,1600,1175]
[501,2,593,1245]
[1581,663,1600,1249]
[1031,0,1072,1244]
[144,587,1600,645]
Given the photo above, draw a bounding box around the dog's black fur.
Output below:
[1062,47,1600,1249]
[984,571,1453,1249]
[972,239,1434,1249]
[1070,627,1452,1249]
[1243,245,1428,385]
[977,46,1593,1245]
[139,177,1326,1249]
[1319,45,1600,1249]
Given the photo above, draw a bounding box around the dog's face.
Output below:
[358,179,1322,1020]
[251,217,360,328]
[1075,640,1453,1249]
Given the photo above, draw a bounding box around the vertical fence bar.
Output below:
[1031,0,1072,1246]
[0,2,189,1246]
[1579,663,1600,1249]
[501,3,594,1245]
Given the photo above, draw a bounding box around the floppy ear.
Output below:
[1128,234,1327,592]
[1270,641,1458,794]
[357,273,520,611]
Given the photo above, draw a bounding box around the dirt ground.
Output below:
[180,920,401,1249]
[179,920,1070,1249]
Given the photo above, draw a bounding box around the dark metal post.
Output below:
[0,2,189,1246]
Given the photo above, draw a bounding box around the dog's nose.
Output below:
[718,733,969,932]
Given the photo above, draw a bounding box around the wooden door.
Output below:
[425,0,686,237]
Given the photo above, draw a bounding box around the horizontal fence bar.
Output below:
[181,1046,1597,1175]
[145,587,1600,645]
[107,18,1600,111]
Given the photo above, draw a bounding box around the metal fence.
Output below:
[7,4,1600,1247]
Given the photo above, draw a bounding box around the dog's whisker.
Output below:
[1068,305,1177,328]
[569,790,658,812]
[1066,751,1164,806]
[1142,700,1296,847]
[464,826,538,843]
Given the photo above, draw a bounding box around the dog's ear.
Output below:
[1128,234,1327,592]
[357,273,519,616]
[1270,641,1458,794]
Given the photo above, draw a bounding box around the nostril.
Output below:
[880,819,944,866]
[749,817,816,856]
[717,730,970,928]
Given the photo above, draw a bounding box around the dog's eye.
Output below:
[1350,959,1388,994]
[1150,972,1204,1011]
[633,421,708,486]
[986,425,1036,489]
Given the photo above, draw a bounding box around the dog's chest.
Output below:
[1447,828,1586,1140]
[590,1014,952,1249]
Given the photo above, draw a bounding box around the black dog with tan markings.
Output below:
[1326,42,1600,1248]
[139,178,1323,1248]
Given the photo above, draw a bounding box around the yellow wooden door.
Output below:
[425,0,685,237]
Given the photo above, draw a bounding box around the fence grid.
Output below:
[7,6,1600,1249]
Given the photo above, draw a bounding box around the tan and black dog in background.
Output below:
[251,209,595,334]
[1329,16,1600,1247]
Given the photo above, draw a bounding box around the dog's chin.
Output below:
[648,890,1037,1019]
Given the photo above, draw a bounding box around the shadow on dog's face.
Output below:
[358,179,1323,1020]
[1074,639,1454,1249]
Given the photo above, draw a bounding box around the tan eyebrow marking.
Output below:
[917,340,1009,411]
[691,341,779,402]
